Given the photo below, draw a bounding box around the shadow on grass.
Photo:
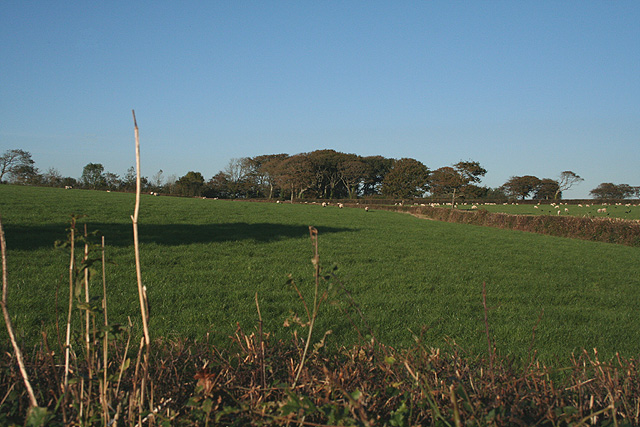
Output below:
[4,222,356,250]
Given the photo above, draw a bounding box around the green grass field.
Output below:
[1,185,639,362]
[456,201,640,220]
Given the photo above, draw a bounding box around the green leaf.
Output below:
[201,398,213,414]
[26,407,49,427]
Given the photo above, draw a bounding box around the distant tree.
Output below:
[151,169,164,191]
[429,160,487,201]
[357,156,392,196]
[429,166,466,197]
[42,167,63,187]
[252,154,289,199]
[453,160,487,185]
[274,154,315,201]
[306,149,345,199]
[206,171,232,198]
[224,158,253,198]
[121,167,137,191]
[555,171,583,199]
[484,187,507,201]
[81,163,107,189]
[104,172,121,190]
[176,171,205,196]
[535,179,560,200]
[10,163,41,185]
[338,157,370,199]
[501,175,541,200]
[165,174,178,194]
[381,158,430,198]
[0,149,35,182]
[117,166,149,192]
[590,183,635,199]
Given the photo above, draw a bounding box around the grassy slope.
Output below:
[1,185,639,362]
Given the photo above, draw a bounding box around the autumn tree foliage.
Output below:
[337,158,369,199]
[275,154,315,201]
[429,161,487,200]
[381,158,430,198]
[590,183,637,199]
[534,179,561,200]
[501,175,542,200]
[176,171,205,196]
[361,155,394,196]
[429,167,465,197]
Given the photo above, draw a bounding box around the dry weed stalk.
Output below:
[131,109,152,424]
[131,109,150,347]
[292,226,323,387]
[0,216,39,408]
[63,217,76,393]
[99,235,110,425]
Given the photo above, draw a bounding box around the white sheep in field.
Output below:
[322,202,327,207]
[365,206,369,212]
[565,208,569,212]
[338,203,344,209]
[557,210,561,215]
[471,205,478,209]
[534,206,539,209]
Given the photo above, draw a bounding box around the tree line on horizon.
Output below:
[1,148,638,201]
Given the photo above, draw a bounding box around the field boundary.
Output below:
[376,205,640,246]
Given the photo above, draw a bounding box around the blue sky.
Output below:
[1,1,638,198]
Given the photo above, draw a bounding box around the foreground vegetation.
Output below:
[3,325,639,426]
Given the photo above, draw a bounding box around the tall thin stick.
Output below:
[100,235,110,425]
[131,110,151,423]
[0,216,38,407]
[83,225,92,375]
[64,218,76,391]
[131,110,150,346]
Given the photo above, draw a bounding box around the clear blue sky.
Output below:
[1,1,638,198]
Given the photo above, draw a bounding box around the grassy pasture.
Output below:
[1,185,639,363]
[457,201,640,220]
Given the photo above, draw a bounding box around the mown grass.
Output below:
[457,201,640,220]
[1,185,639,363]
